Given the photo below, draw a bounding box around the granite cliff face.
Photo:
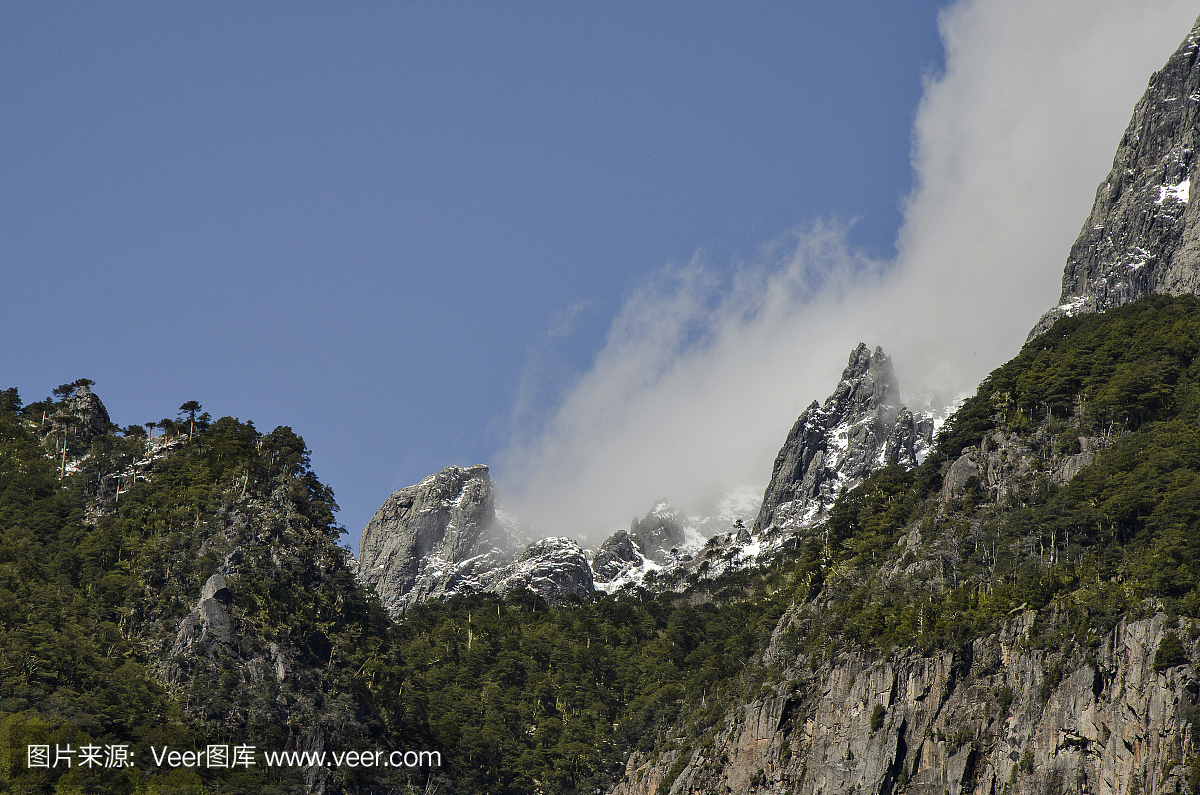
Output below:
[357,465,500,612]
[357,465,593,612]
[1030,15,1200,339]
[753,344,933,535]
[940,423,1109,507]
[612,612,1196,795]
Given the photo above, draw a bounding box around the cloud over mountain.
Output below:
[498,0,1199,543]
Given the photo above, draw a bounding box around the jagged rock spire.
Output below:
[752,344,932,534]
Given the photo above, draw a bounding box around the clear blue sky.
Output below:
[3,2,947,546]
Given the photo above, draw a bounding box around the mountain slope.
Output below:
[7,296,1200,795]
[608,293,1200,795]
[0,390,432,794]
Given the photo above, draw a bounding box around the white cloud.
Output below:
[497,1,1200,544]
[879,0,1199,399]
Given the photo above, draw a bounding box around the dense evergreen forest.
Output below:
[2,293,1200,794]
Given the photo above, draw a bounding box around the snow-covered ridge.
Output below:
[358,346,941,608]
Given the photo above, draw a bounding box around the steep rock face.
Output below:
[358,465,592,611]
[941,425,1109,505]
[358,465,508,613]
[56,384,112,443]
[611,612,1196,795]
[171,573,237,656]
[1030,15,1200,338]
[752,344,933,534]
[628,506,688,564]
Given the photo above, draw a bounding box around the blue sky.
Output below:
[4,1,1196,548]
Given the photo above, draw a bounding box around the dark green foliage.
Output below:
[933,294,1200,467]
[381,588,769,794]
[870,703,886,732]
[0,389,780,794]
[0,396,418,793]
[995,685,1014,715]
[0,388,19,415]
[1040,660,1064,701]
[0,400,181,792]
[827,464,918,567]
[793,296,1200,660]
[655,743,692,795]
[1155,632,1188,671]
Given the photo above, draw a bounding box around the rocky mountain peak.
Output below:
[58,384,112,440]
[357,464,502,613]
[628,501,688,564]
[752,343,933,535]
[825,342,901,421]
[356,464,594,612]
[1029,14,1200,338]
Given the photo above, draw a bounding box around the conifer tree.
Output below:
[178,400,202,440]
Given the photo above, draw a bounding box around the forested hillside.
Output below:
[4,294,1200,794]
[0,392,419,793]
[613,293,1200,794]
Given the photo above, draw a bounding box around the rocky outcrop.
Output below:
[56,384,112,442]
[591,503,690,592]
[591,501,740,593]
[479,537,594,602]
[38,384,113,456]
[172,573,237,657]
[357,465,510,612]
[753,344,933,534]
[592,531,643,584]
[1030,15,1200,339]
[149,459,399,795]
[941,421,1109,506]
[358,465,596,611]
[628,507,688,564]
[611,612,1197,795]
